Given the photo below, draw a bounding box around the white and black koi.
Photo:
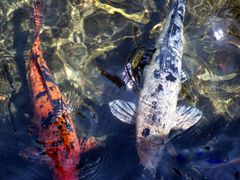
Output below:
[109,0,202,173]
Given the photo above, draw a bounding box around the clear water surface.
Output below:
[0,0,240,179]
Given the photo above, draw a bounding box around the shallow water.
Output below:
[0,0,240,179]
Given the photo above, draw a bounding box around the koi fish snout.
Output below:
[137,137,165,173]
[52,166,79,180]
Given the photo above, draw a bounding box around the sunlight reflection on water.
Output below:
[0,0,240,179]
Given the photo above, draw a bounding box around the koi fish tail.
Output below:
[32,0,45,37]
[30,0,45,56]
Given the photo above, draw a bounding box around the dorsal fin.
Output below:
[123,47,156,91]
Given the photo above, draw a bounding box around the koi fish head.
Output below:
[136,136,166,174]
[52,161,79,180]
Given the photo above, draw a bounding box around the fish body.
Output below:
[22,1,97,179]
[136,0,186,170]
[109,0,202,173]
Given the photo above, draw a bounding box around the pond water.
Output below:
[0,0,240,179]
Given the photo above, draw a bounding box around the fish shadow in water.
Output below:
[11,7,32,127]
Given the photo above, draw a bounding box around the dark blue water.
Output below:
[1,0,240,179]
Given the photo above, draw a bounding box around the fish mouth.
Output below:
[136,137,165,172]
[52,167,79,180]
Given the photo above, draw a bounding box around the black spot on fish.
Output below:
[163,123,166,128]
[153,69,161,79]
[52,151,58,157]
[152,101,157,109]
[70,142,74,150]
[31,52,39,60]
[51,142,57,147]
[32,57,56,85]
[35,91,47,99]
[178,6,184,15]
[142,128,150,138]
[151,92,155,97]
[173,0,179,9]
[64,122,73,132]
[58,140,63,145]
[167,29,171,34]
[169,62,178,73]
[38,66,56,85]
[39,65,50,74]
[65,153,68,159]
[52,99,62,111]
[156,84,163,92]
[172,23,180,36]
[152,114,157,122]
[166,72,176,82]
[40,112,55,128]
[43,72,56,84]
[178,13,184,21]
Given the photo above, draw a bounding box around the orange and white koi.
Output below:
[21,1,97,179]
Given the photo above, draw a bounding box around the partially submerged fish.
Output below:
[109,0,202,173]
[20,1,98,179]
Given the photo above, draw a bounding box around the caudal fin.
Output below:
[32,0,45,37]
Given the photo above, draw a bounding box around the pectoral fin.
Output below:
[63,90,82,112]
[175,105,202,130]
[124,47,156,91]
[109,100,136,124]
[19,147,50,164]
[79,136,98,153]
[80,135,108,153]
